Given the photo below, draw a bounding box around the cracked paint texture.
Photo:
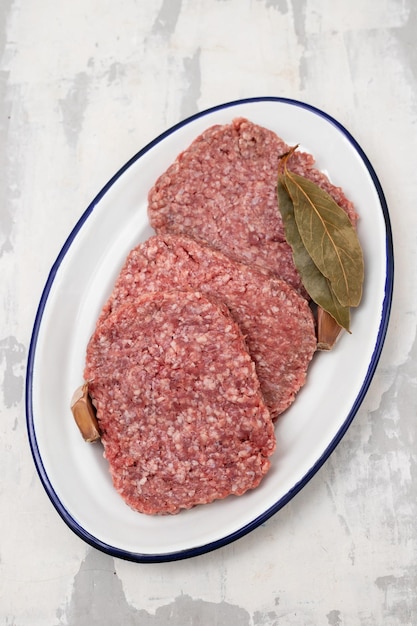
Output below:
[0,0,416,624]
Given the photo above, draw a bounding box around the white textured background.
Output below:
[1,1,416,624]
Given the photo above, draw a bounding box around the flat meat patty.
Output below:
[84,290,276,515]
[98,233,317,419]
[148,117,357,293]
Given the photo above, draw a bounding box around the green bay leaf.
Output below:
[283,170,364,308]
[278,175,351,331]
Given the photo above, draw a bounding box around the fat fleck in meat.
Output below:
[148,117,357,293]
[98,233,317,419]
[85,291,276,515]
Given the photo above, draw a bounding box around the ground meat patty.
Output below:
[148,117,357,293]
[84,290,276,515]
[98,233,317,418]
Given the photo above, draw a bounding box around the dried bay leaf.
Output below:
[278,175,351,331]
[282,162,364,308]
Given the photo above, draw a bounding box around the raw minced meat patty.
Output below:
[84,290,276,515]
[98,233,317,419]
[148,117,357,293]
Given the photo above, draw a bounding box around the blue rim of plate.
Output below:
[25,96,394,563]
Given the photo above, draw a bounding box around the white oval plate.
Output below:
[26,98,393,562]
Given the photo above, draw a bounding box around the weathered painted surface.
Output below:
[1,1,416,624]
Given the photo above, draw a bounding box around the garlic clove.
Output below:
[70,382,101,442]
[317,306,343,351]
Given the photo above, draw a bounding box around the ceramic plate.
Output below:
[26,97,393,562]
